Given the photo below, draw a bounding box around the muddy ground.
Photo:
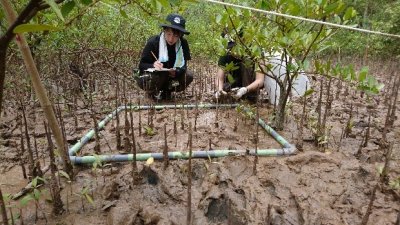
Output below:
[0,57,399,225]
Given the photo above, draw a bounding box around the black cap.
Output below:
[160,13,190,35]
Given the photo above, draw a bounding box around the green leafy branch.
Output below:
[314,60,384,95]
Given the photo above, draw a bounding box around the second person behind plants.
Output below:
[214,29,265,102]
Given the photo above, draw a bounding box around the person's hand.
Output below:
[214,90,227,99]
[234,87,248,99]
[154,61,163,70]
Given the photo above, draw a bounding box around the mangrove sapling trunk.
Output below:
[253,96,259,176]
[381,143,393,185]
[227,199,231,225]
[73,95,78,130]
[181,102,185,130]
[174,99,177,135]
[123,101,130,154]
[19,208,23,225]
[395,211,400,225]
[383,73,395,106]
[55,103,74,179]
[355,135,365,158]
[92,113,101,154]
[187,123,193,225]
[316,78,324,143]
[321,78,333,147]
[20,103,35,178]
[150,105,155,129]
[0,187,8,225]
[360,184,378,225]
[335,80,342,100]
[389,75,399,127]
[129,108,138,181]
[342,103,353,139]
[194,93,199,132]
[115,75,121,150]
[44,122,64,215]
[33,133,39,161]
[215,99,219,128]
[363,115,371,147]
[275,80,291,131]
[163,123,169,168]
[8,208,14,225]
[138,99,142,136]
[89,84,100,154]
[296,83,308,151]
[18,118,27,179]
[381,97,392,146]
[233,117,238,132]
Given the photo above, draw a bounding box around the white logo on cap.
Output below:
[174,17,180,24]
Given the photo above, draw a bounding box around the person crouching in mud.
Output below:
[136,13,193,100]
[214,31,265,102]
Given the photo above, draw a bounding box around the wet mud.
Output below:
[0,59,399,225]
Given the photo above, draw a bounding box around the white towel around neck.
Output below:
[158,32,185,68]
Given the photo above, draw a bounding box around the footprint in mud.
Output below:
[139,166,159,185]
[206,198,228,222]
[205,195,247,225]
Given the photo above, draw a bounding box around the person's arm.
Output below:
[245,72,264,92]
[234,71,264,99]
[139,36,159,72]
[216,68,225,91]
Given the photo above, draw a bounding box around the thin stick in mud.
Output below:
[296,82,308,151]
[115,74,121,150]
[163,123,169,168]
[129,104,138,182]
[18,115,27,179]
[20,102,35,178]
[138,99,142,136]
[187,122,193,225]
[360,184,378,225]
[253,85,260,175]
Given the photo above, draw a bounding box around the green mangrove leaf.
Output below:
[304,88,314,96]
[13,24,59,33]
[85,193,94,205]
[227,74,235,84]
[20,194,34,206]
[80,0,93,5]
[61,0,76,17]
[58,170,71,180]
[44,0,65,21]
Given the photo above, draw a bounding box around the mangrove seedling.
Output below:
[19,176,47,223]
[143,125,156,136]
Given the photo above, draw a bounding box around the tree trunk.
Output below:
[275,82,290,130]
[44,122,64,215]
[2,0,73,178]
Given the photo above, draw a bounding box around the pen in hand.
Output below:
[151,51,163,70]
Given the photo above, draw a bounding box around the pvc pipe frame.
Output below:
[68,103,296,165]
